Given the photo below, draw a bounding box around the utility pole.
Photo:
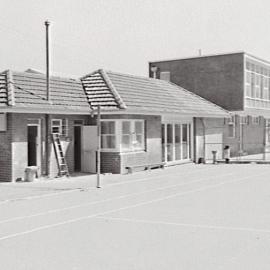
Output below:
[45,20,50,102]
[96,105,101,188]
[45,20,51,176]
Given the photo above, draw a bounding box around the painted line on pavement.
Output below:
[0,171,235,225]
[0,171,267,242]
[95,216,270,234]
[0,165,213,205]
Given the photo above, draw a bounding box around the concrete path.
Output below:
[0,164,270,269]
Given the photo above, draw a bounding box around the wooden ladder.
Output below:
[51,133,69,177]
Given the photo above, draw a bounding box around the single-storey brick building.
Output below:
[0,69,229,182]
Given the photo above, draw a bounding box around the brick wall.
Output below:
[150,53,245,111]
[223,115,265,157]
[0,113,90,182]
[101,152,121,173]
[195,116,265,160]
[44,114,90,177]
[0,113,12,182]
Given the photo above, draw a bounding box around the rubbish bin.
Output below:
[24,166,38,182]
[212,151,217,164]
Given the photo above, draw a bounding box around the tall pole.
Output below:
[45,20,50,102]
[97,105,101,188]
[45,20,50,176]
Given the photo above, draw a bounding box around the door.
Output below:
[81,126,98,173]
[28,126,38,166]
[162,122,192,163]
[74,126,82,171]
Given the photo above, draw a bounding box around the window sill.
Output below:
[120,150,146,155]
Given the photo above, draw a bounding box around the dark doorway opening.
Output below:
[74,126,82,171]
[28,125,38,166]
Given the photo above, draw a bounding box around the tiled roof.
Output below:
[82,69,229,117]
[0,69,229,117]
[0,72,8,106]
[81,70,126,110]
[0,70,90,112]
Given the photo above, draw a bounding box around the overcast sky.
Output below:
[1,0,270,78]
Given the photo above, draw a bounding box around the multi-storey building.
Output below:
[149,52,270,158]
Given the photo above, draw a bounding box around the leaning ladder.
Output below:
[51,133,69,177]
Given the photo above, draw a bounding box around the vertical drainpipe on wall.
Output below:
[45,20,50,177]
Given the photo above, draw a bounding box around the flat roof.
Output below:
[149,51,270,66]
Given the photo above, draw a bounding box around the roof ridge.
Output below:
[99,69,127,109]
[6,70,15,106]
[9,70,80,82]
[103,69,158,82]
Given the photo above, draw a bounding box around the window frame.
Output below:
[100,119,145,152]
[51,118,68,136]
[228,115,236,138]
[101,120,117,151]
[252,116,260,125]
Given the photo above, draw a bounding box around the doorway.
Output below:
[27,125,38,166]
[162,122,192,163]
[74,126,82,171]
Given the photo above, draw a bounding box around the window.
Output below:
[252,116,260,125]
[228,124,235,138]
[62,119,68,136]
[228,116,236,138]
[51,119,68,136]
[245,71,251,97]
[121,121,131,150]
[101,119,145,152]
[260,75,264,98]
[240,116,248,125]
[51,119,62,134]
[251,73,255,97]
[121,120,145,151]
[101,121,116,149]
[134,121,144,150]
[255,74,261,98]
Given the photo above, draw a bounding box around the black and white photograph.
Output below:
[0,0,270,269]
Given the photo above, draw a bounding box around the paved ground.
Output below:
[0,164,270,269]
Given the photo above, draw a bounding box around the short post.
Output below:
[96,105,101,188]
[212,150,217,164]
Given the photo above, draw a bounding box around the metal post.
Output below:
[263,118,266,161]
[97,105,101,188]
[45,20,51,176]
[45,20,50,102]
